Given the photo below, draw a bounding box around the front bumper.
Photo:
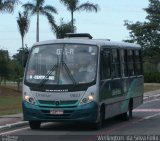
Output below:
[22,101,98,123]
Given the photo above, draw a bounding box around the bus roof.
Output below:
[33,38,141,49]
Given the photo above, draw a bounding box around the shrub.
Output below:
[144,72,160,83]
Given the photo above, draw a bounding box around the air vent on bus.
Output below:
[65,33,93,39]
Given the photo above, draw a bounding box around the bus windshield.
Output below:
[25,44,98,85]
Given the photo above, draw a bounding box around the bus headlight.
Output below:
[80,95,94,105]
[24,93,36,105]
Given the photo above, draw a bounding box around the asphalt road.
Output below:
[1,99,160,141]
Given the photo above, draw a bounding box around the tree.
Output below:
[12,46,29,67]
[124,0,160,58]
[145,0,160,25]
[59,0,99,32]
[50,19,75,39]
[0,0,20,13]
[0,50,9,84]
[17,11,30,68]
[125,21,158,48]
[125,0,160,83]
[23,0,57,42]
[10,60,22,89]
[17,11,30,49]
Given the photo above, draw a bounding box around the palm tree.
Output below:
[17,11,30,68]
[0,0,20,13]
[50,18,76,39]
[23,0,57,42]
[59,0,100,32]
[17,11,30,49]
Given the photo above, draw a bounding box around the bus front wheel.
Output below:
[29,121,41,130]
[93,106,105,130]
[129,99,133,119]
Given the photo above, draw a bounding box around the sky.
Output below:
[0,0,149,57]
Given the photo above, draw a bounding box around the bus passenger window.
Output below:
[101,49,111,80]
[135,50,142,75]
[128,50,134,76]
[111,49,120,78]
[120,50,128,77]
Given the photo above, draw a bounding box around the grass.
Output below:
[0,86,22,116]
[144,83,160,93]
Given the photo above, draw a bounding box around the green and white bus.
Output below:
[23,33,143,129]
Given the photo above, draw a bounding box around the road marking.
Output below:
[143,113,160,120]
[0,127,29,135]
[84,112,160,141]
[99,112,160,135]
[144,98,160,104]
[0,122,52,135]
[133,109,160,112]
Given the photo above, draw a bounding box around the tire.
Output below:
[116,112,128,121]
[93,107,104,130]
[121,112,128,121]
[128,99,133,119]
[128,105,133,119]
[29,121,41,130]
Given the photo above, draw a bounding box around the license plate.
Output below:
[50,110,63,115]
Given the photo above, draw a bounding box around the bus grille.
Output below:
[38,100,78,108]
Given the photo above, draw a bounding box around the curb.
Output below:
[143,93,160,102]
[0,121,28,132]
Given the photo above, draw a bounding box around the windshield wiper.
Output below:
[57,46,77,85]
[38,45,77,86]
[39,64,58,86]
[61,61,77,85]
